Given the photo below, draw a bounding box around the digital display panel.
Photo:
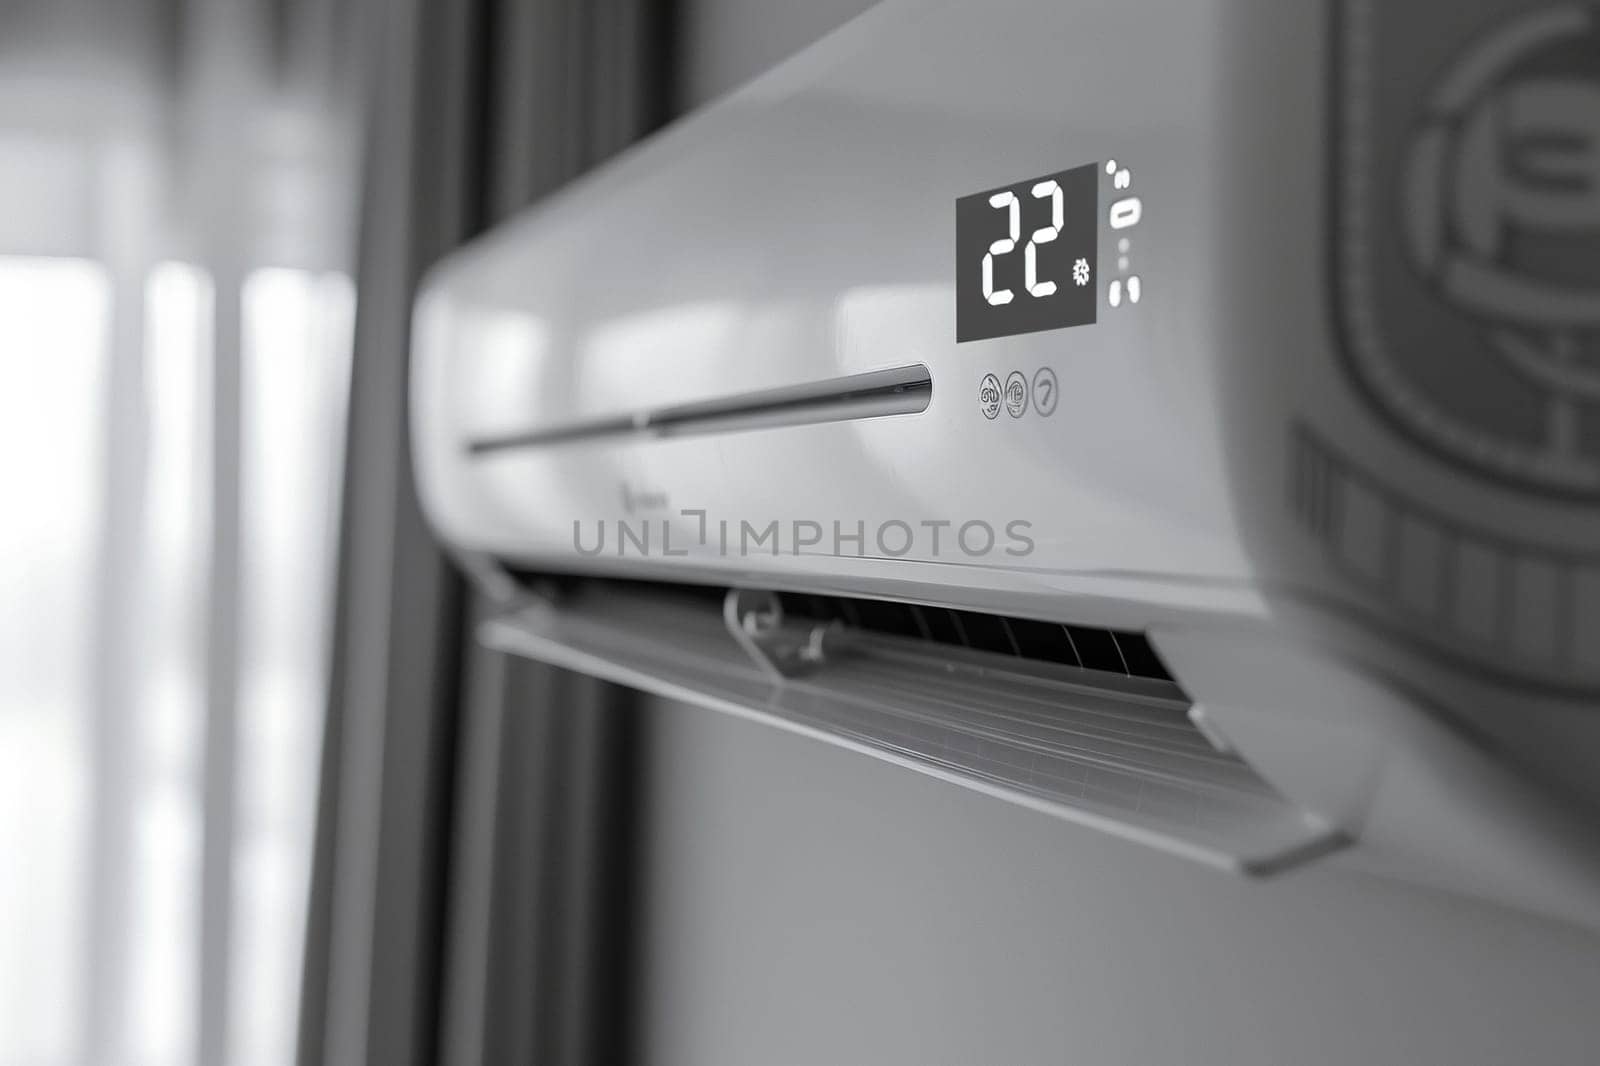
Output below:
[956,163,1099,342]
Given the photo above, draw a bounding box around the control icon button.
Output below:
[1032,367,1059,417]
[1110,196,1142,229]
[1004,371,1028,418]
[979,373,1002,419]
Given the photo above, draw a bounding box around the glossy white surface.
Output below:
[414,0,1600,678]
[414,0,1250,621]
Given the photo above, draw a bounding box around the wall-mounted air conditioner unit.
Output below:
[412,0,1600,928]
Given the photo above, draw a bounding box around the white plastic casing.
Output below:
[412,0,1600,925]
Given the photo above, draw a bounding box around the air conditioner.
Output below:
[412,0,1600,927]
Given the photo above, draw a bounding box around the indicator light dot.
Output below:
[1117,238,1130,254]
[1114,169,1131,190]
[1105,159,1118,174]
[1127,275,1142,304]
[1109,279,1123,307]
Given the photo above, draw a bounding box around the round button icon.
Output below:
[978,373,1002,419]
[1003,371,1028,418]
[1032,367,1059,417]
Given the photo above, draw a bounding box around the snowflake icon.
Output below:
[1072,258,1092,287]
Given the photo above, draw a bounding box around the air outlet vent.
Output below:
[484,571,1343,875]
[509,572,1175,686]
[772,592,1176,684]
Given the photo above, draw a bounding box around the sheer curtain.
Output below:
[0,3,364,1065]
[292,2,675,1064]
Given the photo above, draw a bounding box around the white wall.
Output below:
[636,702,1600,1066]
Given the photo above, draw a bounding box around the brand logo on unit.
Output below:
[1338,2,1600,495]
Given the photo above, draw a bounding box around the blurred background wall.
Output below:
[0,3,359,1066]
[0,0,680,1064]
